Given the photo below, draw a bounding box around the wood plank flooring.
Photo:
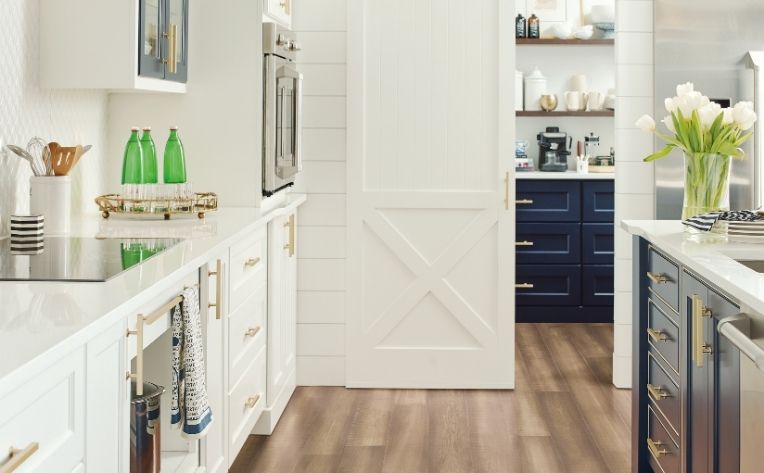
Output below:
[230,323,631,473]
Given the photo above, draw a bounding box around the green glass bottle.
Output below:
[140,127,158,184]
[163,126,187,184]
[121,127,144,185]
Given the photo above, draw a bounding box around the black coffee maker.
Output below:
[537,127,572,172]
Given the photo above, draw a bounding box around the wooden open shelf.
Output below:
[516,110,614,117]
[516,38,614,46]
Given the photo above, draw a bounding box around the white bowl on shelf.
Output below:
[573,25,594,40]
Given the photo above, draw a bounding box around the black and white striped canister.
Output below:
[10,215,44,253]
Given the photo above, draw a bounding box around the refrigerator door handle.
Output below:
[746,51,764,209]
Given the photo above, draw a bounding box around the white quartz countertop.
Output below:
[623,220,764,312]
[516,171,614,180]
[0,194,305,386]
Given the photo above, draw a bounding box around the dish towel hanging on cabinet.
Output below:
[171,285,213,438]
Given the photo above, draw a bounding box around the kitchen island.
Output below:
[0,194,305,473]
[624,220,764,473]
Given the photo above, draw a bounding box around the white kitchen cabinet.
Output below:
[0,348,86,473]
[263,0,292,28]
[40,0,187,93]
[86,321,130,473]
[201,255,228,473]
[254,210,298,435]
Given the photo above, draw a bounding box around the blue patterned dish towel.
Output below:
[171,286,213,438]
[682,210,762,232]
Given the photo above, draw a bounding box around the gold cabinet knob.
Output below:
[515,283,534,289]
[515,240,534,247]
[245,326,261,338]
[646,327,669,343]
[245,257,261,268]
[647,384,671,402]
[647,438,669,459]
[245,394,261,409]
[516,199,534,205]
[646,272,668,284]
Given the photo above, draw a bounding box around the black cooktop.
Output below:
[0,237,182,282]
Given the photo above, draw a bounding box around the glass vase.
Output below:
[683,152,731,233]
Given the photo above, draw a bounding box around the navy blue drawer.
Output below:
[516,265,581,306]
[516,180,581,222]
[516,223,581,264]
[582,265,614,306]
[582,181,614,222]
[582,223,614,264]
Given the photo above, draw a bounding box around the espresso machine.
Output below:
[537,127,572,172]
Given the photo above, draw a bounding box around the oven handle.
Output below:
[293,71,303,172]
[718,313,764,372]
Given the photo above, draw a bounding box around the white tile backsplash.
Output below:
[616,32,654,65]
[616,193,655,221]
[294,32,347,64]
[614,291,632,325]
[0,0,108,235]
[615,96,654,130]
[297,291,346,324]
[293,161,347,193]
[613,323,633,356]
[297,193,346,226]
[293,0,347,31]
[617,1,653,32]
[296,356,346,385]
[297,324,346,356]
[616,162,654,194]
[616,64,654,97]
[614,129,655,162]
[300,64,347,96]
[615,257,633,293]
[302,129,346,161]
[298,226,347,258]
[297,258,346,291]
[303,96,347,128]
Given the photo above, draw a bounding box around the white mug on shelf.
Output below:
[564,91,588,111]
[587,91,604,111]
[570,74,588,92]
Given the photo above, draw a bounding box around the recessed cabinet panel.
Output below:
[582,223,614,264]
[582,181,615,222]
[516,223,581,264]
[515,265,581,306]
[516,180,581,222]
[582,265,614,306]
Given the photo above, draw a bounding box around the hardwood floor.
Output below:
[230,323,631,473]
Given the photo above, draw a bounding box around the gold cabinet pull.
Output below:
[208,259,223,320]
[515,240,534,247]
[245,326,261,338]
[2,442,39,473]
[647,384,671,402]
[646,272,668,284]
[647,328,669,343]
[515,283,534,289]
[283,214,295,257]
[169,23,178,74]
[504,172,510,210]
[692,294,713,368]
[516,198,534,205]
[245,257,261,268]
[647,438,670,459]
[245,394,261,409]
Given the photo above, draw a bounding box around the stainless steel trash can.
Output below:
[130,382,165,473]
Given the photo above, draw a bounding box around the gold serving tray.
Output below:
[95,192,218,220]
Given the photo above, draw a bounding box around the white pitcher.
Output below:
[587,91,604,111]
[564,91,588,111]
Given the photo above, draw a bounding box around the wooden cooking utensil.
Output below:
[48,142,80,176]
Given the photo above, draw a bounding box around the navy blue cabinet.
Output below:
[633,241,741,473]
[516,180,581,222]
[516,179,614,323]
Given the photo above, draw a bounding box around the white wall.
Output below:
[291,0,348,386]
[516,0,615,35]
[0,0,108,236]
[613,0,655,388]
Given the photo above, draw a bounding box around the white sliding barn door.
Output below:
[346,0,515,388]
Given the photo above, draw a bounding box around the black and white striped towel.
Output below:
[683,210,762,231]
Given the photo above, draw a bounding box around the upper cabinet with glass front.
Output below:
[263,0,292,28]
[40,0,189,93]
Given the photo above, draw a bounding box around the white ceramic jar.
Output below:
[30,176,71,235]
[515,70,524,111]
[524,67,547,112]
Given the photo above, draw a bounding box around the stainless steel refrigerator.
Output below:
[654,1,764,219]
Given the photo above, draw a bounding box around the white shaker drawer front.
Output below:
[228,346,266,466]
[228,283,267,389]
[0,348,85,473]
[230,228,267,311]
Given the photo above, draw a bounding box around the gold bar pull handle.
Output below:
[283,214,295,257]
[692,294,713,368]
[647,328,669,343]
[127,293,185,395]
[245,394,262,409]
[169,23,178,74]
[516,198,534,205]
[646,272,668,284]
[2,442,39,473]
[515,240,534,247]
[504,172,510,210]
[647,438,670,459]
[647,384,671,402]
[208,259,223,320]
[515,283,534,289]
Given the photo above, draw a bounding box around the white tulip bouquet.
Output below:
[636,82,757,220]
